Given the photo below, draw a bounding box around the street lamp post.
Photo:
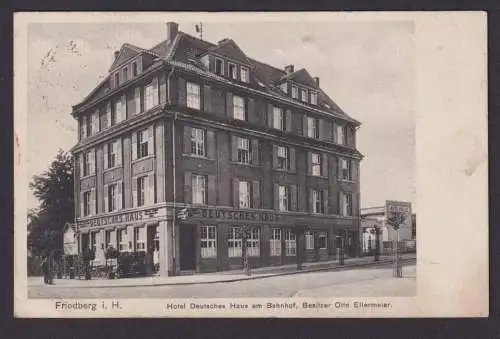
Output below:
[373,225,380,262]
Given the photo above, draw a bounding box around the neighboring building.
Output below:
[360,201,413,254]
[70,22,363,276]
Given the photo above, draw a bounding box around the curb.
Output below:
[40,257,416,289]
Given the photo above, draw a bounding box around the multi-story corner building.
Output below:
[70,22,363,276]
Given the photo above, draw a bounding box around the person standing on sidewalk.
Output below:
[41,257,51,284]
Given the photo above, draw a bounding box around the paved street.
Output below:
[28,262,416,299]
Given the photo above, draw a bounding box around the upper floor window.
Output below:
[132,62,138,76]
[145,81,158,111]
[307,117,319,138]
[228,62,237,79]
[310,91,318,105]
[291,86,298,99]
[233,95,246,120]
[277,146,289,170]
[83,150,94,176]
[215,58,224,75]
[107,140,118,168]
[186,82,201,110]
[83,191,91,216]
[123,67,128,82]
[280,83,288,94]
[341,191,353,216]
[237,137,250,164]
[301,89,308,102]
[137,176,147,207]
[336,124,347,145]
[311,153,321,176]
[239,180,251,208]
[114,73,120,87]
[312,189,325,214]
[190,128,206,157]
[340,158,353,181]
[107,184,117,212]
[85,115,93,137]
[278,185,289,212]
[240,66,249,83]
[273,106,284,130]
[138,129,149,158]
[192,174,207,205]
[114,99,124,124]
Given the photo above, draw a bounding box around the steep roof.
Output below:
[202,38,252,65]
[282,68,318,88]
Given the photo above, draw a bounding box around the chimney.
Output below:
[284,64,294,75]
[313,77,320,87]
[114,50,120,60]
[166,22,179,42]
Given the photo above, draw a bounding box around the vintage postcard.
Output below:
[13,11,488,317]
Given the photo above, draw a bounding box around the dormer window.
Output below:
[228,62,237,79]
[310,91,318,105]
[280,83,288,94]
[123,67,128,82]
[291,86,298,99]
[301,89,308,102]
[215,58,224,75]
[240,66,249,83]
[132,62,138,77]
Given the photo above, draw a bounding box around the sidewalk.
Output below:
[28,253,416,288]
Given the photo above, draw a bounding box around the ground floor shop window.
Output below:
[318,232,328,249]
[105,230,112,248]
[247,227,260,257]
[118,228,128,252]
[270,228,282,256]
[90,231,97,253]
[200,225,217,258]
[305,231,314,250]
[134,227,146,252]
[228,227,242,257]
[285,229,296,256]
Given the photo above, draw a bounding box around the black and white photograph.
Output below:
[14,12,487,317]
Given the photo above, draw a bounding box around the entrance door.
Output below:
[81,233,89,253]
[179,224,196,271]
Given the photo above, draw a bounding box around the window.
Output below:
[237,137,250,164]
[305,231,314,250]
[342,192,353,216]
[90,232,97,253]
[291,86,298,99]
[312,189,324,214]
[233,95,246,120]
[215,58,224,75]
[132,62,138,76]
[280,82,288,94]
[137,176,147,207]
[107,141,117,168]
[85,115,92,137]
[318,232,328,249]
[108,184,117,212]
[239,180,251,208]
[200,226,217,258]
[270,228,282,256]
[134,227,146,252]
[144,82,158,111]
[190,128,206,157]
[307,117,319,138]
[285,230,296,256]
[311,153,321,176]
[340,158,352,180]
[138,129,149,158]
[228,227,242,257]
[192,175,206,205]
[105,230,112,249]
[336,124,346,145]
[277,146,289,170]
[114,73,120,87]
[310,92,318,105]
[186,82,201,110]
[228,63,237,79]
[278,185,289,212]
[84,151,93,176]
[118,228,128,252]
[301,89,308,102]
[240,66,249,83]
[114,100,123,124]
[273,106,284,130]
[123,67,128,82]
[247,227,260,257]
[83,191,91,216]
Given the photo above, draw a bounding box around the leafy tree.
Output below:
[28,149,74,257]
[386,211,406,231]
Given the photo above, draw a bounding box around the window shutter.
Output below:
[302,115,308,136]
[290,185,297,211]
[272,144,278,169]
[132,177,137,207]
[267,104,273,128]
[322,153,328,177]
[289,147,296,173]
[90,188,96,215]
[103,143,109,169]
[203,84,212,112]
[231,135,238,162]
[308,188,314,213]
[323,189,329,214]
[131,132,137,161]
[178,77,187,106]
[80,192,84,217]
[148,125,154,156]
[116,139,122,166]
[184,172,192,204]
[285,109,292,132]
[247,98,255,123]
[226,92,233,118]
[307,152,312,175]
[104,184,109,212]
[183,125,192,154]
[118,182,123,210]
[273,183,279,210]
[207,130,216,159]
[147,173,155,205]
[106,102,112,128]
[207,175,216,205]
[134,87,141,114]
[79,154,84,178]
[152,77,159,107]
[233,178,239,208]
[252,180,260,208]
[82,116,87,138]
[251,139,259,165]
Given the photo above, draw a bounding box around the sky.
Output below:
[27,20,415,212]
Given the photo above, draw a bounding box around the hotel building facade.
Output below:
[71,22,363,276]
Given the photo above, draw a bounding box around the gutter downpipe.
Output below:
[167,64,178,276]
